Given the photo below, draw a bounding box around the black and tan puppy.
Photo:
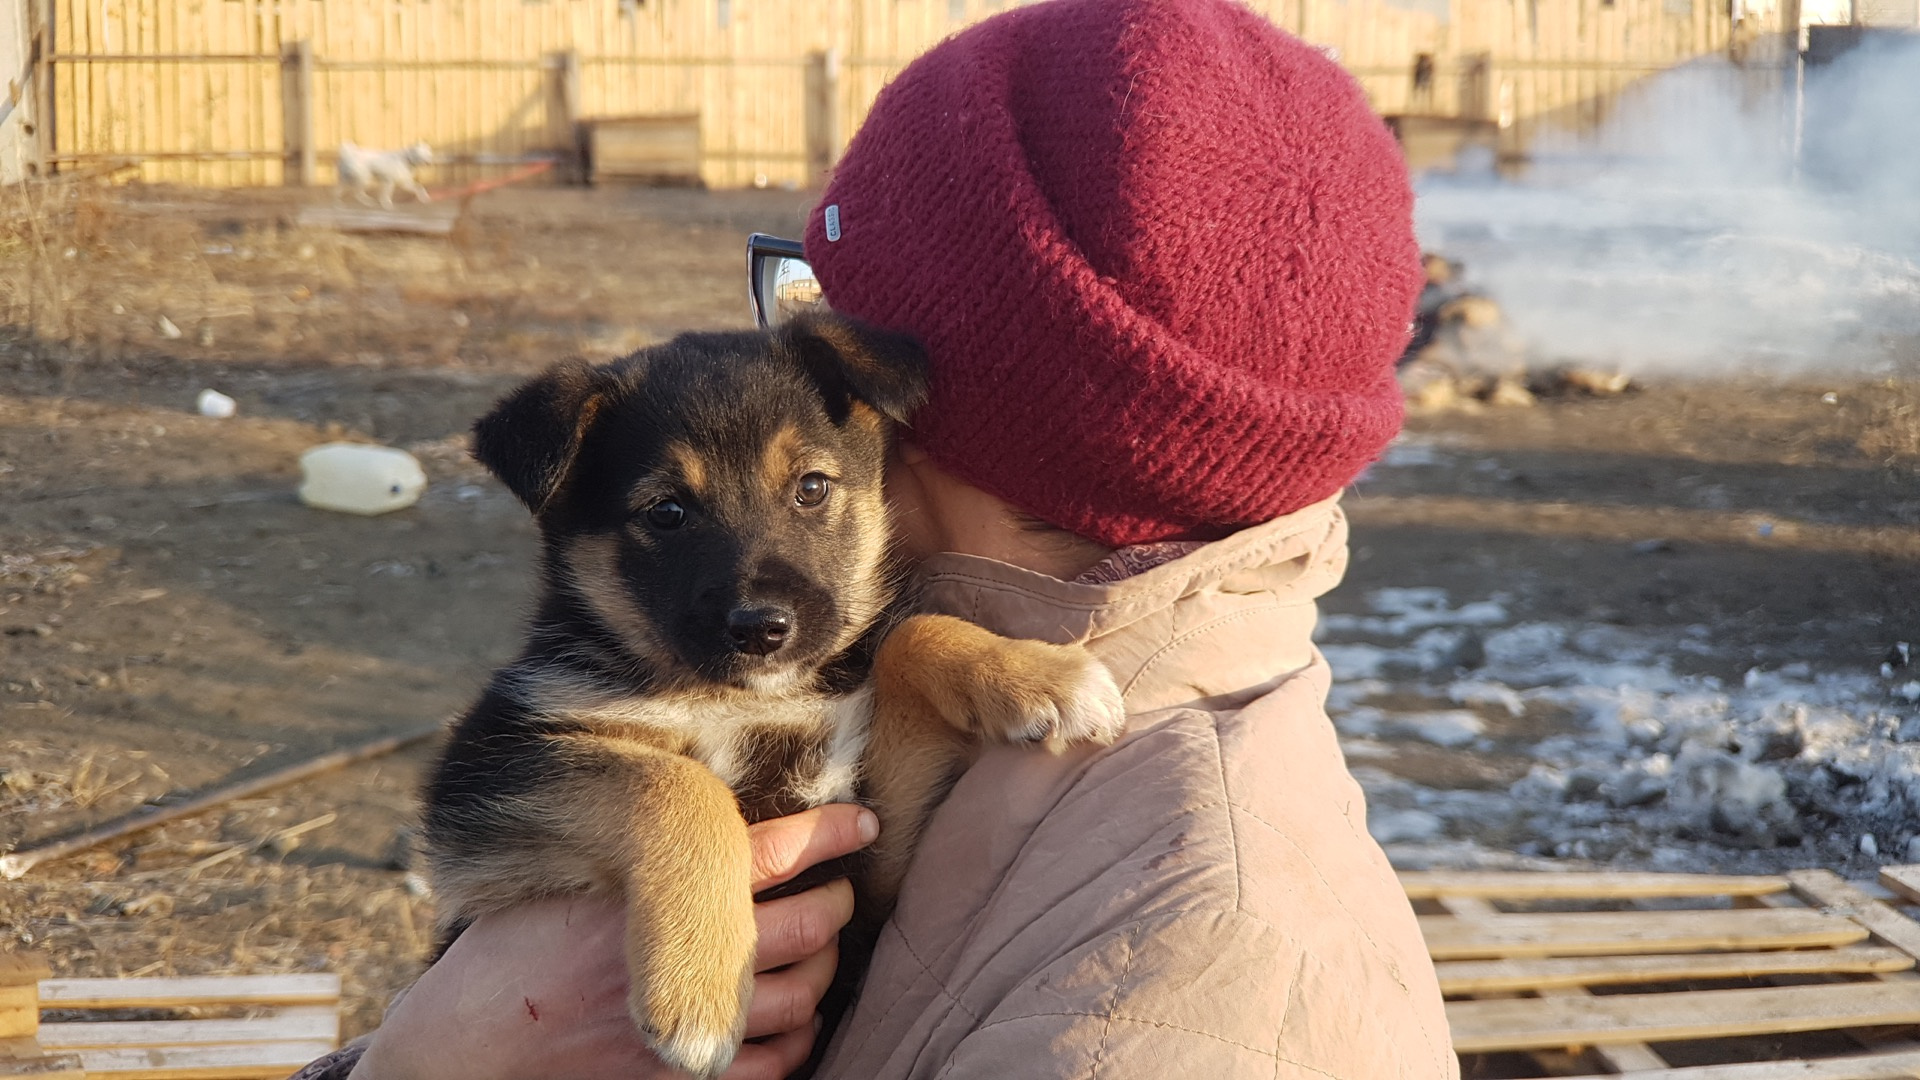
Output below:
[423,316,1124,1079]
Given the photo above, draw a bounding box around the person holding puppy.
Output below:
[317,0,1455,1076]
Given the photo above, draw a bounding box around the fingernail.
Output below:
[856,809,880,844]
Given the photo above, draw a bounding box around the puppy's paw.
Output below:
[971,640,1127,752]
[627,893,755,1080]
[631,958,753,1080]
[1026,655,1127,751]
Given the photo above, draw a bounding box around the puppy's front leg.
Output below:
[434,736,757,1080]
[585,741,757,1080]
[860,614,1126,906]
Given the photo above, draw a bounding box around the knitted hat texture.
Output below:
[806,0,1421,548]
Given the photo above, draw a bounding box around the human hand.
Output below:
[348,803,877,1080]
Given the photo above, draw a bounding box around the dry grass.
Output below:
[0,793,432,1037]
[0,176,80,349]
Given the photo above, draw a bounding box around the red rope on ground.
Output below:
[426,159,557,202]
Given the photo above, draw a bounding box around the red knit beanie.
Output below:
[805,0,1420,549]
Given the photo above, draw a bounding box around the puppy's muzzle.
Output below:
[726,606,793,657]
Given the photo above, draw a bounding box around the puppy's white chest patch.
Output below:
[513,671,872,807]
[788,687,871,807]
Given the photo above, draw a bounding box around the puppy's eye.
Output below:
[795,473,831,508]
[644,499,687,530]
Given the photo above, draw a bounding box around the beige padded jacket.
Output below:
[817,499,1458,1079]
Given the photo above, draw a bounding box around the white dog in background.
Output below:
[336,140,434,208]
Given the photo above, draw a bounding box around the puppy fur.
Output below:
[423,315,1125,1079]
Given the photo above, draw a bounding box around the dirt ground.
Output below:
[2,182,1917,1042]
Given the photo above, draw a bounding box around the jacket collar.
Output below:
[912,498,1349,713]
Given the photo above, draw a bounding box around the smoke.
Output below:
[1411,37,1920,378]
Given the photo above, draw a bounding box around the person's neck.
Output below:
[887,443,1111,581]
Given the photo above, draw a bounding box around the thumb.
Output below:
[747,803,880,893]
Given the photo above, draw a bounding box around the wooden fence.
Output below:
[20,0,1782,188]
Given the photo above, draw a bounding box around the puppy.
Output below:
[336,140,433,209]
[423,315,1124,1079]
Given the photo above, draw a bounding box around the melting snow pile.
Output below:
[1320,587,1920,871]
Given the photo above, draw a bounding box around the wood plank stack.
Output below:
[0,965,339,1080]
[1408,866,1920,1078]
[0,954,83,1079]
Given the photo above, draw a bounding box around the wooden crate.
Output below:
[0,963,339,1080]
[0,954,84,1079]
[584,114,702,186]
[1384,114,1502,172]
[1407,866,1920,1078]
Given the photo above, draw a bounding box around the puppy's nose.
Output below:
[726,607,793,656]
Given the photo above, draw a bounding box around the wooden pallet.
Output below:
[0,961,339,1080]
[1406,865,1920,1078]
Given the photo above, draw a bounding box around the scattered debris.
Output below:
[1400,357,1638,412]
[195,389,237,419]
[1485,375,1536,408]
[1400,251,1516,372]
[1437,293,1501,329]
[1556,368,1634,396]
[1885,641,1912,678]
[156,315,182,340]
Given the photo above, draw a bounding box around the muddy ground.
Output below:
[2,182,1917,1042]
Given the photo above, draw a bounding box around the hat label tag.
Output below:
[824,204,842,242]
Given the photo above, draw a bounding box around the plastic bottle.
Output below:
[298,443,427,516]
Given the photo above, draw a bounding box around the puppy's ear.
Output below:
[781,314,929,427]
[471,358,607,514]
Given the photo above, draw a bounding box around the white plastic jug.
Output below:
[298,443,427,516]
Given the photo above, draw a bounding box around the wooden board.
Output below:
[1410,869,1920,1077]
[0,1055,87,1080]
[1433,946,1915,995]
[64,1042,336,1080]
[0,987,36,1041]
[1403,871,1791,900]
[1420,908,1867,960]
[1558,1046,1920,1079]
[1878,865,1920,906]
[37,974,340,1010]
[294,205,457,235]
[1791,870,1920,962]
[38,1007,337,1051]
[1433,894,1673,1073]
[1447,982,1920,1054]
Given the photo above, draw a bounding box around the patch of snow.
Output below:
[1379,440,1446,467]
[1318,643,1392,681]
[1369,808,1446,844]
[1323,585,1920,871]
[1450,680,1525,717]
[1394,710,1487,748]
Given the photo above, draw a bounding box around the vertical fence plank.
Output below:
[32,0,55,173]
[286,39,314,186]
[805,47,840,185]
[553,49,582,179]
